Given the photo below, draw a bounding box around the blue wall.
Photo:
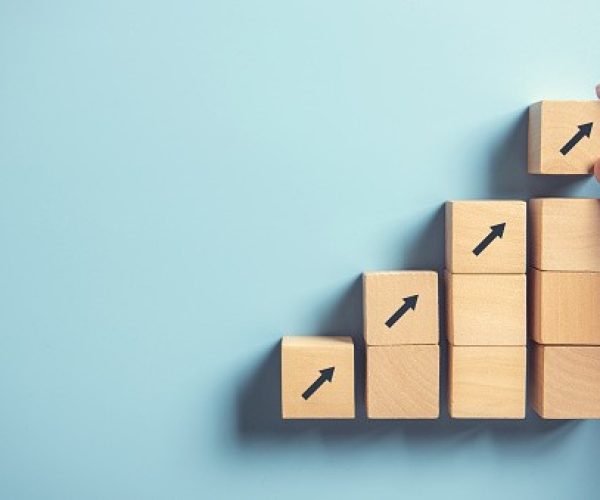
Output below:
[1,1,600,498]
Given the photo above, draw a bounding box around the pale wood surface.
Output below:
[366,345,439,419]
[449,346,526,419]
[283,336,354,347]
[528,101,600,174]
[530,198,600,272]
[528,101,543,173]
[446,200,526,274]
[446,272,526,346]
[281,336,355,419]
[532,345,600,419]
[531,268,600,345]
[363,271,438,346]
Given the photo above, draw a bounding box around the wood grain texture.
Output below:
[528,101,600,174]
[281,336,355,419]
[446,272,526,346]
[363,271,438,346]
[531,345,600,419]
[366,345,439,419]
[530,198,600,272]
[528,101,543,173]
[448,346,526,419]
[445,200,526,274]
[530,268,600,345]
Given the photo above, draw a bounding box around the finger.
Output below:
[595,159,600,183]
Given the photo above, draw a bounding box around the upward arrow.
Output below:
[385,295,419,328]
[560,122,593,156]
[472,223,506,256]
[302,367,335,400]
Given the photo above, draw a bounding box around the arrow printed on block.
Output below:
[385,295,419,328]
[472,223,505,256]
[302,367,335,400]
[560,122,593,156]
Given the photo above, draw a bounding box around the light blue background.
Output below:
[2,1,600,499]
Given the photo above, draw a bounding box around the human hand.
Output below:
[595,85,600,182]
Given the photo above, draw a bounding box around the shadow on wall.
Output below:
[235,106,591,445]
[485,108,587,199]
[235,277,576,445]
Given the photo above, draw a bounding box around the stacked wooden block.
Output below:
[279,99,600,422]
[528,100,600,419]
[529,199,600,418]
[363,271,440,419]
[445,201,527,418]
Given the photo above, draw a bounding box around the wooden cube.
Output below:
[449,346,526,419]
[366,345,439,419]
[531,268,600,345]
[528,101,600,174]
[532,345,600,419]
[363,271,438,346]
[446,201,526,274]
[530,198,600,272]
[281,336,354,419]
[446,272,526,346]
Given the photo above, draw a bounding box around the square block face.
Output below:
[530,198,600,272]
[366,345,439,419]
[281,336,354,419]
[532,345,600,419]
[528,101,600,174]
[531,269,600,345]
[446,272,526,346]
[446,201,526,274]
[363,271,438,346]
[449,346,526,419]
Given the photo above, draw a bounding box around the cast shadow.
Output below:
[235,278,575,446]
[235,276,366,442]
[397,205,445,272]
[234,106,588,446]
[485,108,588,200]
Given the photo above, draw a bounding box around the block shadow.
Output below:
[234,106,589,446]
[485,108,588,200]
[235,278,575,447]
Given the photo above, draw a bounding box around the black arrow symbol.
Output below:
[385,295,418,328]
[560,122,593,156]
[472,223,506,256]
[302,367,335,400]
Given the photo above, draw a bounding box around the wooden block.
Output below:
[532,345,600,419]
[449,346,526,419]
[530,198,600,272]
[281,336,354,419]
[363,271,438,346]
[528,101,600,174]
[446,200,526,274]
[366,345,439,419]
[531,268,600,345]
[446,272,526,346]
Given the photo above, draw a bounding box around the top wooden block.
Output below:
[363,271,438,346]
[445,200,526,274]
[528,101,600,174]
[530,198,600,271]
